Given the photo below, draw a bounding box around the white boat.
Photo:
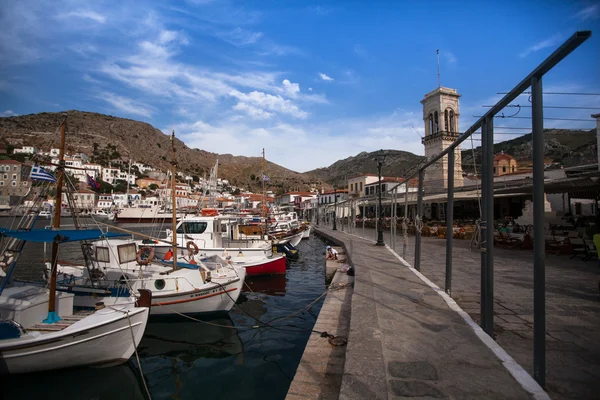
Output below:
[302,223,311,239]
[57,238,246,316]
[56,131,246,316]
[0,284,150,374]
[0,117,152,374]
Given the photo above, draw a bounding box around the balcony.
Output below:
[421,130,461,144]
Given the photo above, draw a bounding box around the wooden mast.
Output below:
[262,148,268,238]
[45,115,67,324]
[170,131,178,270]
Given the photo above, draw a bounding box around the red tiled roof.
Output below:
[494,153,515,161]
[0,160,22,165]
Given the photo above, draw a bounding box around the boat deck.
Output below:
[27,311,94,333]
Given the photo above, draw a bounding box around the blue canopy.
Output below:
[0,228,128,243]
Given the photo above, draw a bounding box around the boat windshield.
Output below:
[176,221,208,234]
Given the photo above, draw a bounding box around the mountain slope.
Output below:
[0,110,323,192]
[304,150,426,185]
[461,128,597,172]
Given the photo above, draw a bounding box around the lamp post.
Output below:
[375,152,386,246]
[333,184,337,230]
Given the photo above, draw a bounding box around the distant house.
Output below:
[493,153,518,176]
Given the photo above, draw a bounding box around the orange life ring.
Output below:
[200,208,219,216]
[136,247,155,265]
[186,241,199,255]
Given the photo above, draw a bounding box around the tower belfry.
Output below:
[421,86,464,189]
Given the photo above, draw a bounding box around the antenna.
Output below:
[436,49,441,88]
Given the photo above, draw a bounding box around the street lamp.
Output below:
[375,151,386,246]
[332,184,337,230]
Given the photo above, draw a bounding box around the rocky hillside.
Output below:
[461,128,597,172]
[0,110,323,193]
[305,150,426,185]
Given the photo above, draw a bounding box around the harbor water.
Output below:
[0,217,328,400]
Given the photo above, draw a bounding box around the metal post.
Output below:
[333,186,337,230]
[316,204,319,226]
[532,75,546,387]
[404,180,409,259]
[445,149,454,295]
[480,116,495,336]
[376,159,385,246]
[415,169,424,271]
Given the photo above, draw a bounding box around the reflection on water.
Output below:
[0,216,328,400]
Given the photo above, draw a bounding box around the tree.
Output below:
[250,174,256,181]
[149,183,159,191]
[232,188,241,195]
[113,179,128,193]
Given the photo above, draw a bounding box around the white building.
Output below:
[13,146,36,155]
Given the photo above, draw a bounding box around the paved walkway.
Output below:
[314,226,542,400]
[400,235,600,400]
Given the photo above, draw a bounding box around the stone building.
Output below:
[421,86,464,190]
[493,153,518,176]
[0,160,30,198]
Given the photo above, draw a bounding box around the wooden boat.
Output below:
[0,116,151,374]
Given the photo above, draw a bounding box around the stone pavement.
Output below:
[286,254,354,400]
[397,234,600,400]
[313,226,542,400]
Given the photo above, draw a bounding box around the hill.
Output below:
[0,110,324,193]
[461,128,597,172]
[304,150,426,185]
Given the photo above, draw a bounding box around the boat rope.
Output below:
[109,306,152,400]
[414,215,423,234]
[402,217,408,259]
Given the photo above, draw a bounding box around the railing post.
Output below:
[480,116,495,336]
[532,75,546,387]
[415,169,424,271]
[445,149,454,295]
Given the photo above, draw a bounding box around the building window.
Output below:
[428,114,434,135]
[449,110,456,133]
[444,109,449,131]
[0,182,3,186]
[12,174,16,180]
[434,111,439,133]
[493,167,496,174]
[3,175,6,179]
[360,182,363,191]
[512,166,515,172]
[503,166,506,173]
[11,181,16,186]
[13,166,17,171]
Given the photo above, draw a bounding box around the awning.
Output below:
[0,228,128,243]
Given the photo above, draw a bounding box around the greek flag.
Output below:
[29,164,57,183]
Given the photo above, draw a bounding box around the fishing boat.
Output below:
[0,116,151,374]
[56,131,246,315]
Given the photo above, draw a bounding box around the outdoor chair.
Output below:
[569,238,587,259]
[545,236,562,255]
[498,231,521,248]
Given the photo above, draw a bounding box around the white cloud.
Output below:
[98,92,154,118]
[281,79,300,98]
[60,10,107,24]
[219,27,263,46]
[2,110,14,116]
[308,87,313,91]
[573,5,599,21]
[519,33,564,58]
[229,90,308,119]
[172,110,425,172]
[319,73,334,81]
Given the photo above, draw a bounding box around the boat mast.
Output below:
[170,131,178,270]
[46,115,67,324]
[262,148,267,238]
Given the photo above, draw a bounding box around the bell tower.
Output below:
[420,86,464,189]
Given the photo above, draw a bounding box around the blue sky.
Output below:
[1,1,598,172]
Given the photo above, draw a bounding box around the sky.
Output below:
[1,0,599,172]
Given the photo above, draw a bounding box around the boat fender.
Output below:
[187,241,200,255]
[136,246,155,265]
[0,252,14,271]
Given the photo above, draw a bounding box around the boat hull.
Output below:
[150,275,244,316]
[242,255,286,276]
[0,306,149,374]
